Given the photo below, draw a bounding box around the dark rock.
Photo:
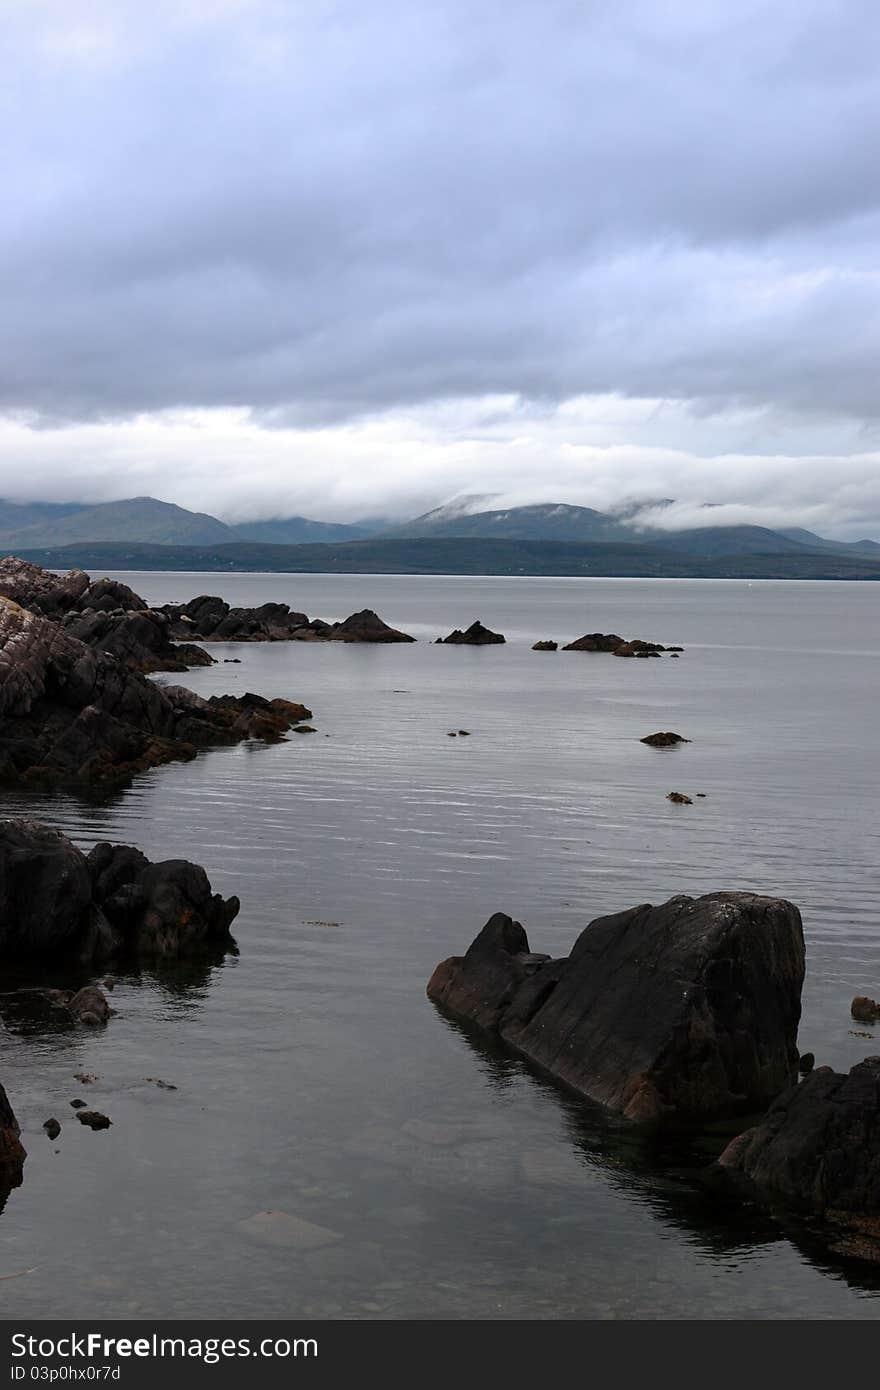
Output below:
[851,996,880,1023]
[0,559,212,672]
[428,892,805,1126]
[458,730,471,736]
[0,819,239,964]
[562,632,625,652]
[0,599,309,787]
[43,1118,61,1139]
[76,1110,111,1130]
[532,640,557,651]
[0,820,95,957]
[70,1099,87,1109]
[614,640,665,658]
[641,731,690,746]
[440,621,505,645]
[666,791,693,804]
[798,1052,815,1075]
[0,1084,25,1178]
[88,842,240,960]
[327,609,415,643]
[163,595,414,644]
[65,985,112,1026]
[717,1058,880,1258]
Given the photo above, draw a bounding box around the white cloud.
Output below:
[1,398,879,538]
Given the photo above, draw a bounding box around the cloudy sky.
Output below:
[3,0,880,535]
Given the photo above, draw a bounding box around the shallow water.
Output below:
[1,573,879,1319]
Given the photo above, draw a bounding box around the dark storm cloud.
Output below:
[3,0,880,426]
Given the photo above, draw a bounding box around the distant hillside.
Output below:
[0,499,88,534]
[646,525,812,557]
[384,501,638,543]
[228,516,379,544]
[11,537,880,580]
[0,496,382,548]
[0,496,230,546]
[0,493,877,563]
[778,527,880,557]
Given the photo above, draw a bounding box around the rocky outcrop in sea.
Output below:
[0,819,240,964]
[428,892,805,1126]
[0,596,311,786]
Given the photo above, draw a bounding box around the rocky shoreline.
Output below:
[0,816,243,1194]
[428,895,880,1260]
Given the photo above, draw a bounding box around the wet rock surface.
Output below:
[641,731,690,746]
[0,597,310,787]
[428,892,805,1126]
[717,1057,880,1258]
[0,819,240,964]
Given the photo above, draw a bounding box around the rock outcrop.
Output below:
[563,632,680,656]
[0,819,240,963]
[0,597,310,786]
[641,731,690,746]
[428,892,805,1126]
[438,621,505,645]
[0,1085,25,1182]
[851,996,880,1023]
[163,597,414,643]
[717,1058,880,1258]
[562,632,626,652]
[325,609,415,643]
[0,558,211,673]
[532,640,558,651]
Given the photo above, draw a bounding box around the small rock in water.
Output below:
[73,1073,98,1084]
[144,1077,178,1090]
[458,730,471,736]
[293,725,317,734]
[666,791,693,805]
[70,1099,87,1109]
[798,1052,815,1075]
[641,731,690,747]
[77,1111,112,1130]
[66,985,113,1027]
[447,732,457,737]
[851,996,880,1023]
[532,641,557,651]
[43,1119,61,1140]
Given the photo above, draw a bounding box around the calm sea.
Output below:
[1,573,879,1319]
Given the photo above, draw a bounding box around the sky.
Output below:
[2,0,880,536]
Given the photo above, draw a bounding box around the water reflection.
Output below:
[435,1004,880,1294]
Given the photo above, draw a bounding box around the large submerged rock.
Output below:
[0,558,211,673]
[428,892,805,1126]
[716,1057,880,1256]
[0,819,240,963]
[0,597,310,786]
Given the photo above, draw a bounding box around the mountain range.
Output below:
[1,494,879,578]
